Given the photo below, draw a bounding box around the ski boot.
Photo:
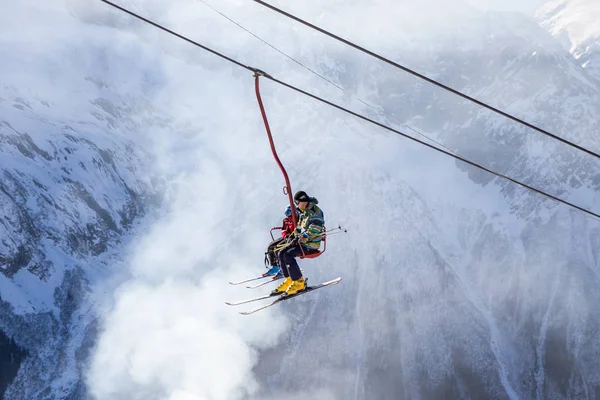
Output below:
[284,277,306,296]
[265,265,280,276]
[271,277,292,295]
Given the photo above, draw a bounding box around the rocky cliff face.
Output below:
[0,331,27,399]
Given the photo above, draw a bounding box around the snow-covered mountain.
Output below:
[0,1,167,396]
[0,115,159,398]
[1,0,600,399]
[537,0,600,82]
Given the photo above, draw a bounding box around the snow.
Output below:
[537,0,600,81]
[537,0,600,51]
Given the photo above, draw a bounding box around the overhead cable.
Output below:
[250,0,600,161]
[98,0,600,221]
[197,0,458,156]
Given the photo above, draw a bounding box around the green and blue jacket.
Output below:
[294,199,325,250]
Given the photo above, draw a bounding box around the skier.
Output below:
[272,190,325,296]
[264,205,298,277]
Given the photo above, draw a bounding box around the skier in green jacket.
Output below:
[272,190,325,296]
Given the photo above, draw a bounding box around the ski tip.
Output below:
[323,277,342,286]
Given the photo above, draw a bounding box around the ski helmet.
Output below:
[294,191,310,203]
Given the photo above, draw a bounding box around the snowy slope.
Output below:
[0,113,158,398]
[0,1,165,397]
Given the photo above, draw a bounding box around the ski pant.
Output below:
[265,237,285,266]
[277,245,307,281]
[278,246,316,281]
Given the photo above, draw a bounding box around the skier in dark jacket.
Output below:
[264,205,297,277]
[272,190,325,296]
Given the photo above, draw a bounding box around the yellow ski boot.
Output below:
[271,277,292,295]
[285,277,306,296]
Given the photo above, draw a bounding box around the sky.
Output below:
[2,0,599,399]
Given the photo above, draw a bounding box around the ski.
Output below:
[231,269,302,287]
[225,292,281,306]
[229,273,275,285]
[245,269,301,289]
[239,277,342,315]
[246,276,282,289]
